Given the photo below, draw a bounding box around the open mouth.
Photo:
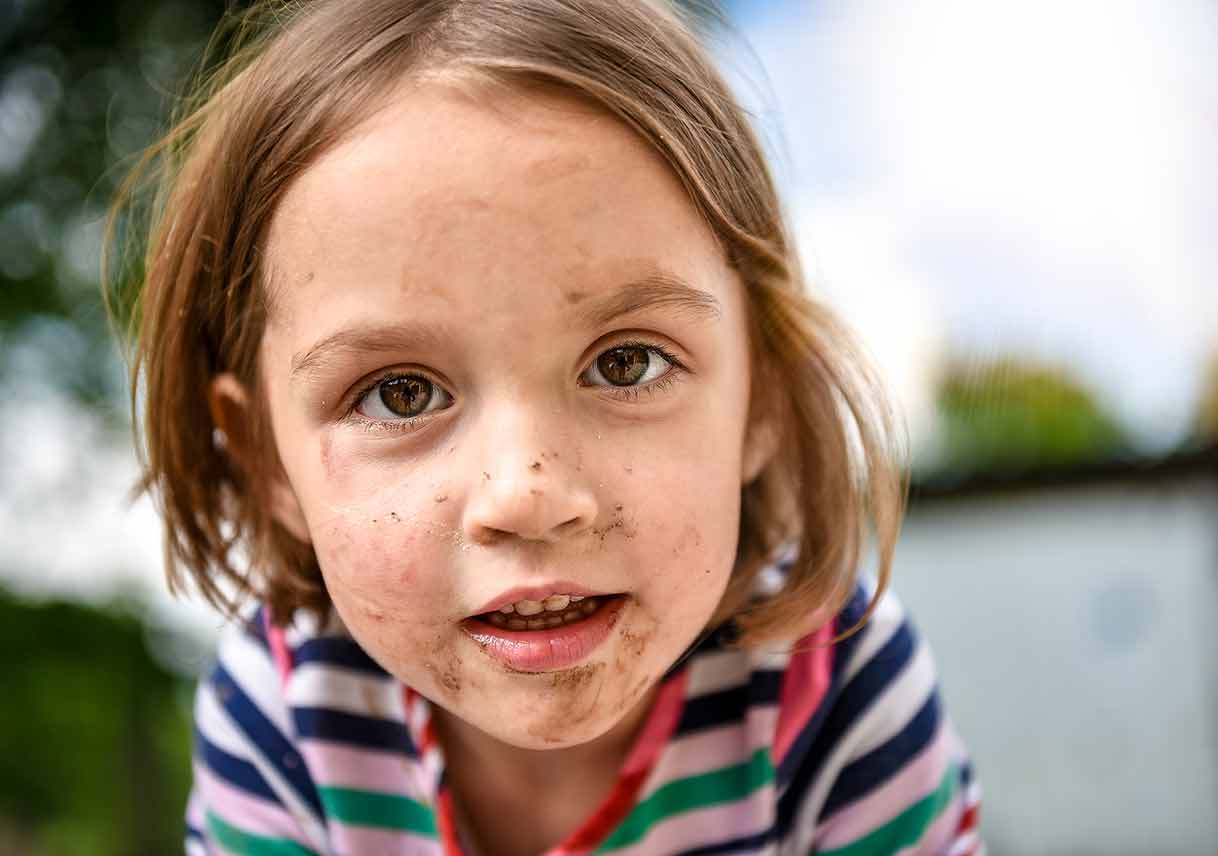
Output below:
[472,594,623,632]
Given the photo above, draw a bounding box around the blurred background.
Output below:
[0,0,1214,853]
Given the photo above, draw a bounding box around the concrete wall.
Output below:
[893,477,1218,854]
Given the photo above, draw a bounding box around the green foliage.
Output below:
[934,357,1131,476]
[1195,352,1218,442]
[0,590,195,856]
[0,0,229,407]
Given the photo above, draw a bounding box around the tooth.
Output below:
[568,595,584,602]
[543,595,570,611]
[515,599,543,616]
[489,613,506,627]
[562,612,582,623]
[580,599,597,614]
[545,615,563,627]
[526,618,546,630]
[498,604,515,614]
[508,618,527,630]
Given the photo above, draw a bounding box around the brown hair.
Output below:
[107,0,906,646]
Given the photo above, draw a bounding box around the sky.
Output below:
[1,0,1216,635]
[721,0,1218,457]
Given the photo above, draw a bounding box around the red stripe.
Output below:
[772,619,835,765]
[262,611,293,688]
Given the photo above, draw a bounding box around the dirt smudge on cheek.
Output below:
[319,434,332,478]
[425,638,464,698]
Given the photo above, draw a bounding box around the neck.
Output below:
[431,685,658,855]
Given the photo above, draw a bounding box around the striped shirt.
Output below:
[185,582,982,855]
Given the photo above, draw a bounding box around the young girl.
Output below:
[112,1,982,853]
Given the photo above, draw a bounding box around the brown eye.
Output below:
[354,371,452,425]
[596,346,650,386]
[379,376,434,417]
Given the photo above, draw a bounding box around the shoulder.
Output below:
[770,583,982,854]
[190,606,336,852]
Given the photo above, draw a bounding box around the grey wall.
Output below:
[894,477,1218,855]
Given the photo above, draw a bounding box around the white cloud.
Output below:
[725,0,1218,450]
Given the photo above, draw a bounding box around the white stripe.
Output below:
[949,830,981,856]
[290,662,402,720]
[216,627,294,737]
[789,635,938,854]
[685,648,754,697]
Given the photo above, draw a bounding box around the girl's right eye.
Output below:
[356,374,453,422]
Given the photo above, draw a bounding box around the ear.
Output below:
[741,411,779,485]
[208,373,312,545]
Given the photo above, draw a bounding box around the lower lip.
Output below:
[461,596,627,673]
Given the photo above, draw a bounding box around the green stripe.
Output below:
[597,747,775,852]
[317,785,437,837]
[818,763,961,856]
[205,811,319,856]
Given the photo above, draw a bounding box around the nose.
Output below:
[461,438,598,547]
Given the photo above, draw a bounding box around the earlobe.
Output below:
[207,373,312,545]
[741,416,779,484]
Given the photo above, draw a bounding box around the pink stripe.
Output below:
[621,669,688,777]
[299,738,417,793]
[327,820,439,856]
[610,785,774,856]
[186,788,206,828]
[641,706,779,792]
[772,621,835,765]
[815,721,952,849]
[895,783,968,856]
[193,762,315,848]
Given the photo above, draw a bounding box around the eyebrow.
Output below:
[577,271,722,328]
[290,323,451,384]
[289,271,722,384]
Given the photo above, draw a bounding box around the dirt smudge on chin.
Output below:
[523,661,607,743]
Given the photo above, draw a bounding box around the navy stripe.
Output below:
[194,729,279,804]
[185,822,204,841]
[293,706,418,756]
[210,664,325,819]
[775,586,870,788]
[673,828,774,855]
[820,689,941,818]
[241,605,272,650]
[677,685,750,735]
[676,668,784,736]
[776,613,917,835]
[293,636,388,676]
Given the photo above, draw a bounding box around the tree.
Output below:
[933,356,1131,477]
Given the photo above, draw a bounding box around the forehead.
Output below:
[262,77,740,337]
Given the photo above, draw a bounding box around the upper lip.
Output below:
[471,583,614,616]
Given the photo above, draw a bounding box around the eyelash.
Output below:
[342,340,688,433]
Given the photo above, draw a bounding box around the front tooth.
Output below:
[542,594,570,611]
[515,599,543,616]
[568,595,584,602]
[498,604,515,614]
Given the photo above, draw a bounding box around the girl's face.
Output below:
[253,79,763,749]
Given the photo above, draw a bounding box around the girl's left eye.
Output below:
[580,344,677,388]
